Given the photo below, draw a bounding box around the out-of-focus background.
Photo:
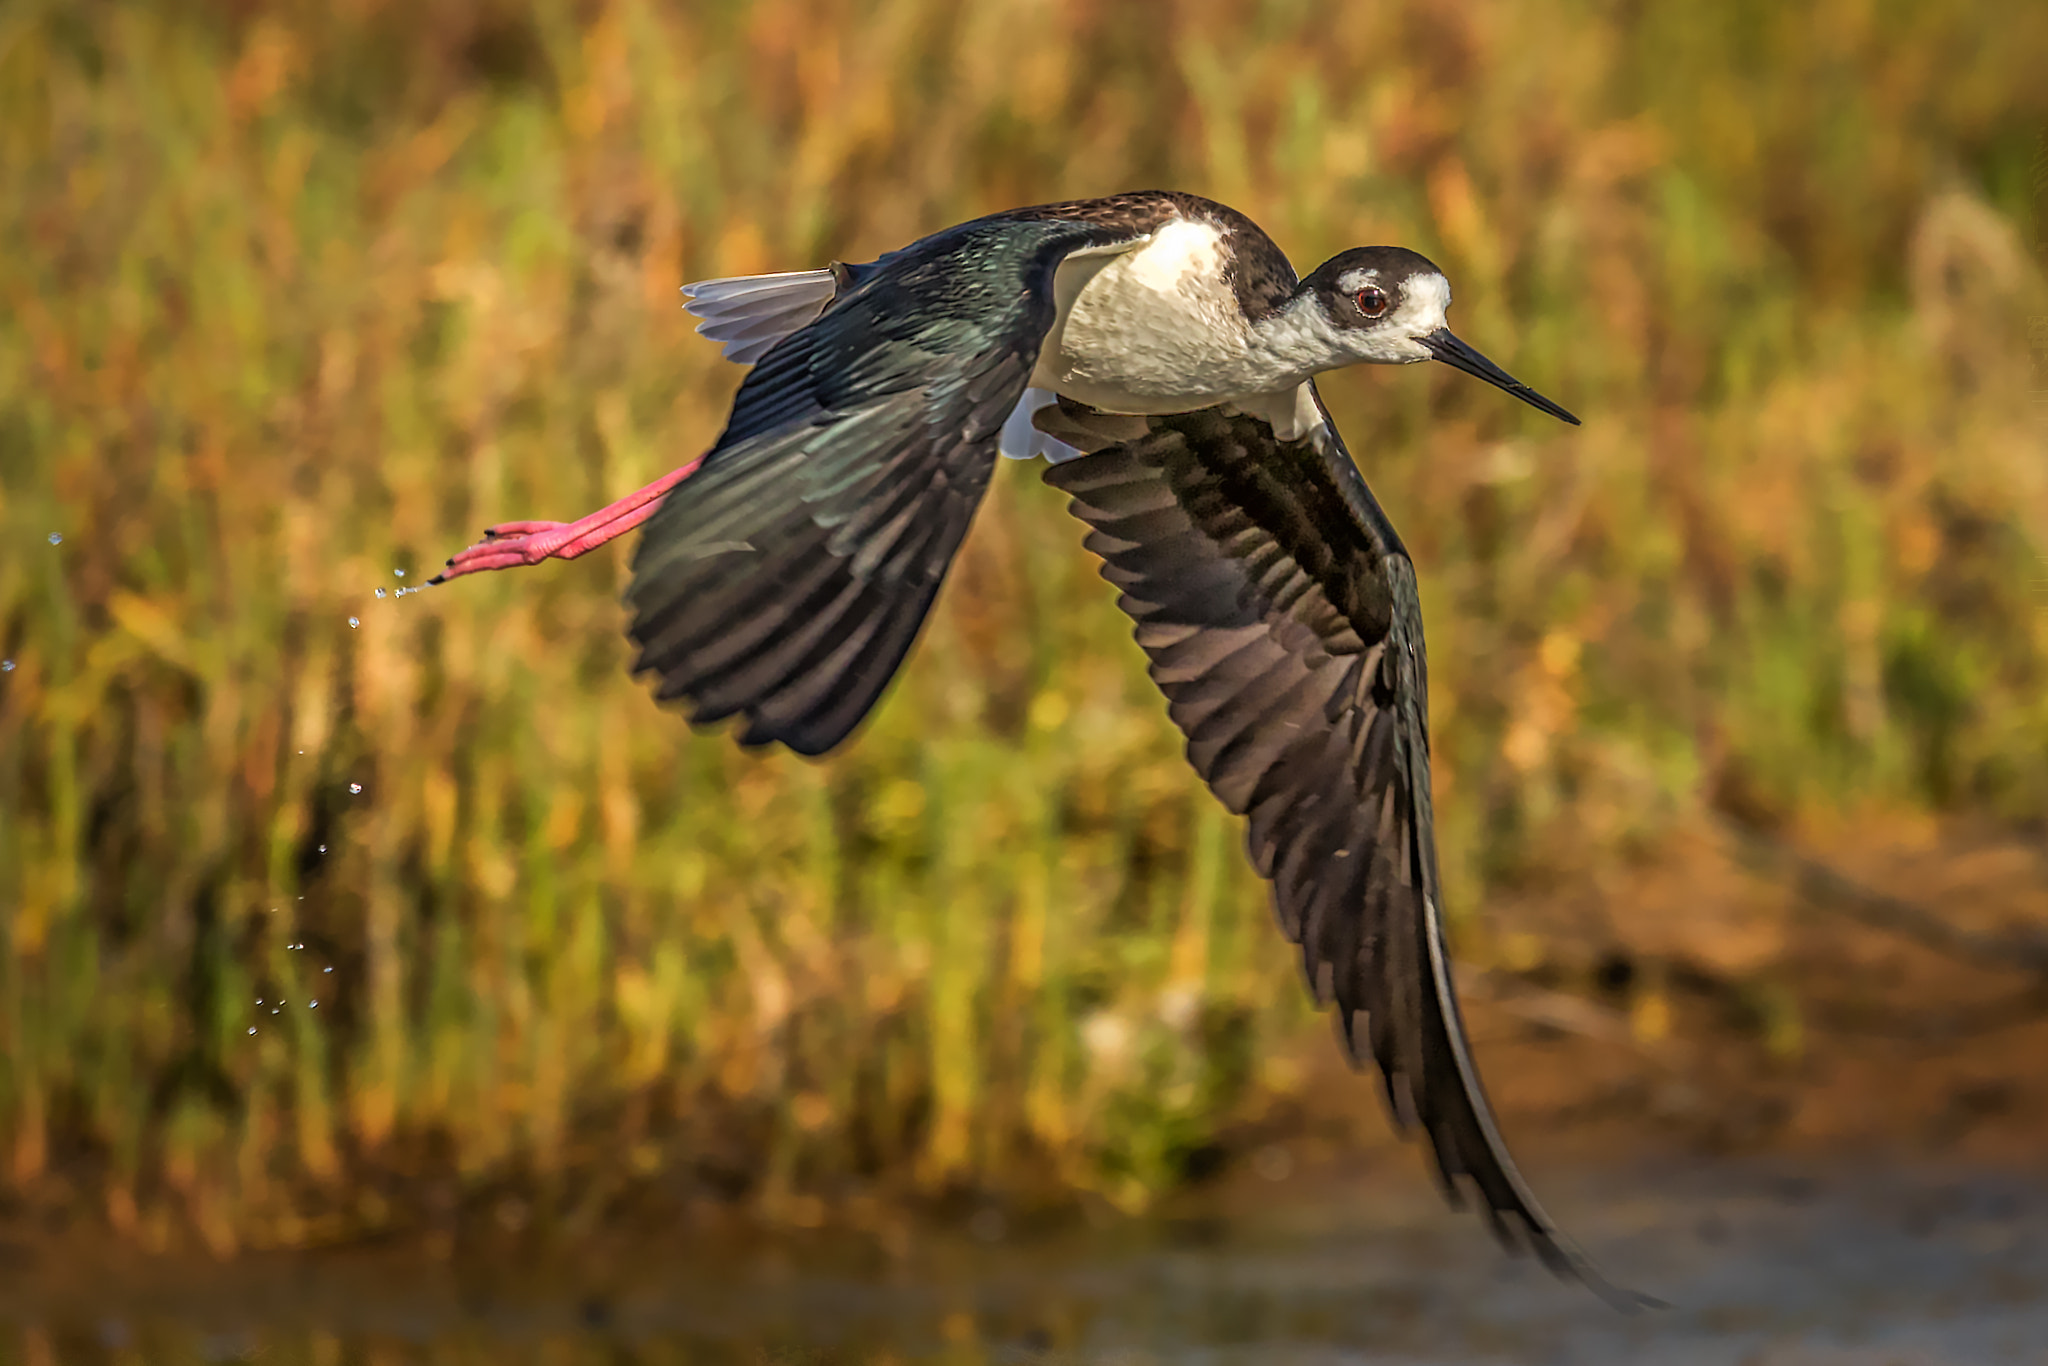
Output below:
[4,0,2048,1358]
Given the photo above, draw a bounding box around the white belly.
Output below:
[1030,219,1270,414]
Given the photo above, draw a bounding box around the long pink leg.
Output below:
[429,458,705,584]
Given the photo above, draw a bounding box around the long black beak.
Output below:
[1421,328,1580,426]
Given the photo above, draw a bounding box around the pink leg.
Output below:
[428,458,704,584]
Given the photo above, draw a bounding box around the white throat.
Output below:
[1240,294,1375,380]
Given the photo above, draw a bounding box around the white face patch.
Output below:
[1335,269,1452,364]
[1396,271,1451,337]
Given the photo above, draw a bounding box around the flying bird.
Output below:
[431,192,1652,1310]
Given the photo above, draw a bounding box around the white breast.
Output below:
[1031,218,1271,414]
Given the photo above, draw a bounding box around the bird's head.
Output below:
[1297,246,1579,425]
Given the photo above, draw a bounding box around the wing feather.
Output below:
[1045,397,1657,1311]
[628,218,1142,754]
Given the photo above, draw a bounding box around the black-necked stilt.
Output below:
[431,191,1650,1310]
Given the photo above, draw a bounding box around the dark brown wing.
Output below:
[1044,394,1656,1311]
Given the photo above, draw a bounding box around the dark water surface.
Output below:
[5,1161,2047,1364]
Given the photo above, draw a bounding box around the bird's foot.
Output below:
[427,459,704,586]
[431,520,588,583]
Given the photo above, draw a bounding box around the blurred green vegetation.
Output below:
[1,0,2045,1251]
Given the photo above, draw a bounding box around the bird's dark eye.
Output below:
[1355,286,1390,318]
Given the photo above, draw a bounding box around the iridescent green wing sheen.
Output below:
[626,216,1130,754]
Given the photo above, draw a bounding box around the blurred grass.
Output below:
[1,0,2045,1250]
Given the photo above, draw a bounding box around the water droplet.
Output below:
[323,966,333,974]
[256,998,264,1004]
[348,617,360,629]
[1,660,13,673]
[349,782,362,794]
[309,1000,319,1008]
[395,568,407,578]
[271,1008,279,1015]
[248,1027,257,1035]
[318,844,327,854]
[375,588,387,600]
[48,532,62,546]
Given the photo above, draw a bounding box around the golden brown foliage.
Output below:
[1,0,2045,1248]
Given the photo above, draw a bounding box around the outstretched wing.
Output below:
[627,217,1139,754]
[1044,394,1655,1310]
